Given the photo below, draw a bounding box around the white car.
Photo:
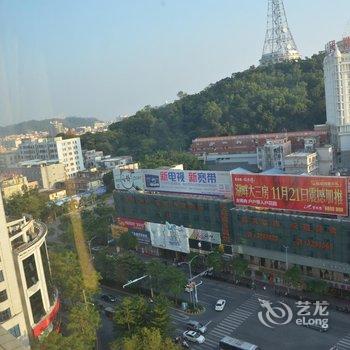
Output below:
[183,330,205,344]
[215,299,226,311]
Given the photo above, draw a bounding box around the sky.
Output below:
[0,0,349,126]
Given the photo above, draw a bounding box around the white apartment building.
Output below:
[284,152,318,175]
[324,36,350,166]
[257,139,292,171]
[19,137,84,177]
[0,192,59,348]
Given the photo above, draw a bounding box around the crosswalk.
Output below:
[193,293,265,350]
[333,333,350,350]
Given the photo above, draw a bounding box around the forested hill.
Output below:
[0,116,99,136]
[82,53,326,159]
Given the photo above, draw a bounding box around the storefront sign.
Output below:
[232,174,348,216]
[116,217,145,231]
[131,230,151,245]
[190,229,221,244]
[146,221,191,253]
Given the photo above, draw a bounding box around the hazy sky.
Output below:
[0,0,349,126]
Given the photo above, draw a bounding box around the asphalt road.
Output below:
[100,278,350,350]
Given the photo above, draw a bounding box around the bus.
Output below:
[219,336,260,350]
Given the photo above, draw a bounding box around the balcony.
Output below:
[13,221,47,254]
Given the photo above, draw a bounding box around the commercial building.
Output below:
[0,192,59,347]
[324,36,350,166]
[191,129,328,171]
[18,137,84,177]
[113,167,350,295]
[284,152,318,175]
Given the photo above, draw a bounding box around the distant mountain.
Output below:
[0,116,100,137]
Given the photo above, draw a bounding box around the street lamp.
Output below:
[123,275,154,299]
[88,236,97,257]
[282,245,289,270]
[178,255,199,305]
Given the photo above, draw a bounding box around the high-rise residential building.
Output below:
[0,192,60,348]
[324,36,350,165]
[18,137,84,177]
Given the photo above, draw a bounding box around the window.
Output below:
[0,290,7,302]
[23,254,38,288]
[0,308,11,322]
[0,271,4,282]
[29,290,45,324]
[8,324,21,338]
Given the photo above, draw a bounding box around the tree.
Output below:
[232,257,249,280]
[118,232,138,251]
[162,266,187,301]
[94,251,116,281]
[206,251,223,273]
[102,171,114,192]
[110,327,180,350]
[305,279,329,295]
[67,304,101,349]
[285,266,302,289]
[114,252,146,284]
[50,251,86,304]
[114,296,148,335]
[149,296,171,336]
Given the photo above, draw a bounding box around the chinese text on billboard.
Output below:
[232,174,348,216]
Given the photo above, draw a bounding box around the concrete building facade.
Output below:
[18,137,84,177]
[324,37,350,166]
[0,193,59,348]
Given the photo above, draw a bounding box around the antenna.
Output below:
[260,0,300,65]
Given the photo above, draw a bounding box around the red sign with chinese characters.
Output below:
[116,217,146,230]
[232,174,348,216]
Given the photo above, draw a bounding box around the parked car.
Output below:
[215,299,226,311]
[100,294,117,303]
[186,320,207,334]
[183,330,205,344]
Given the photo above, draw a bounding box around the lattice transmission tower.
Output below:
[260,0,300,65]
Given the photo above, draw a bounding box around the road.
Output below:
[100,278,350,350]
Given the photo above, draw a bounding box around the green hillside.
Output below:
[81,53,326,160]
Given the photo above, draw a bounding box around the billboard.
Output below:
[113,168,144,191]
[146,222,191,253]
[232,174,348,216]
[143,169,232,197]
[190,229,221,244]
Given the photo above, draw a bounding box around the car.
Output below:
[215,299,226,311]
[303,321,329,332]
[100,294,117,303]
[183,330,205,344]
[186,320,207,334]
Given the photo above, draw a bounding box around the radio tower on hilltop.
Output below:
[260,0,300,65]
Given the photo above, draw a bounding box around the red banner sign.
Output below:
[33,298,60,337]
[232,174,348,216]
[116,217,145,230]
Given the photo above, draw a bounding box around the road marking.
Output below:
[334,332,350,350]
[204,320,212,327]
